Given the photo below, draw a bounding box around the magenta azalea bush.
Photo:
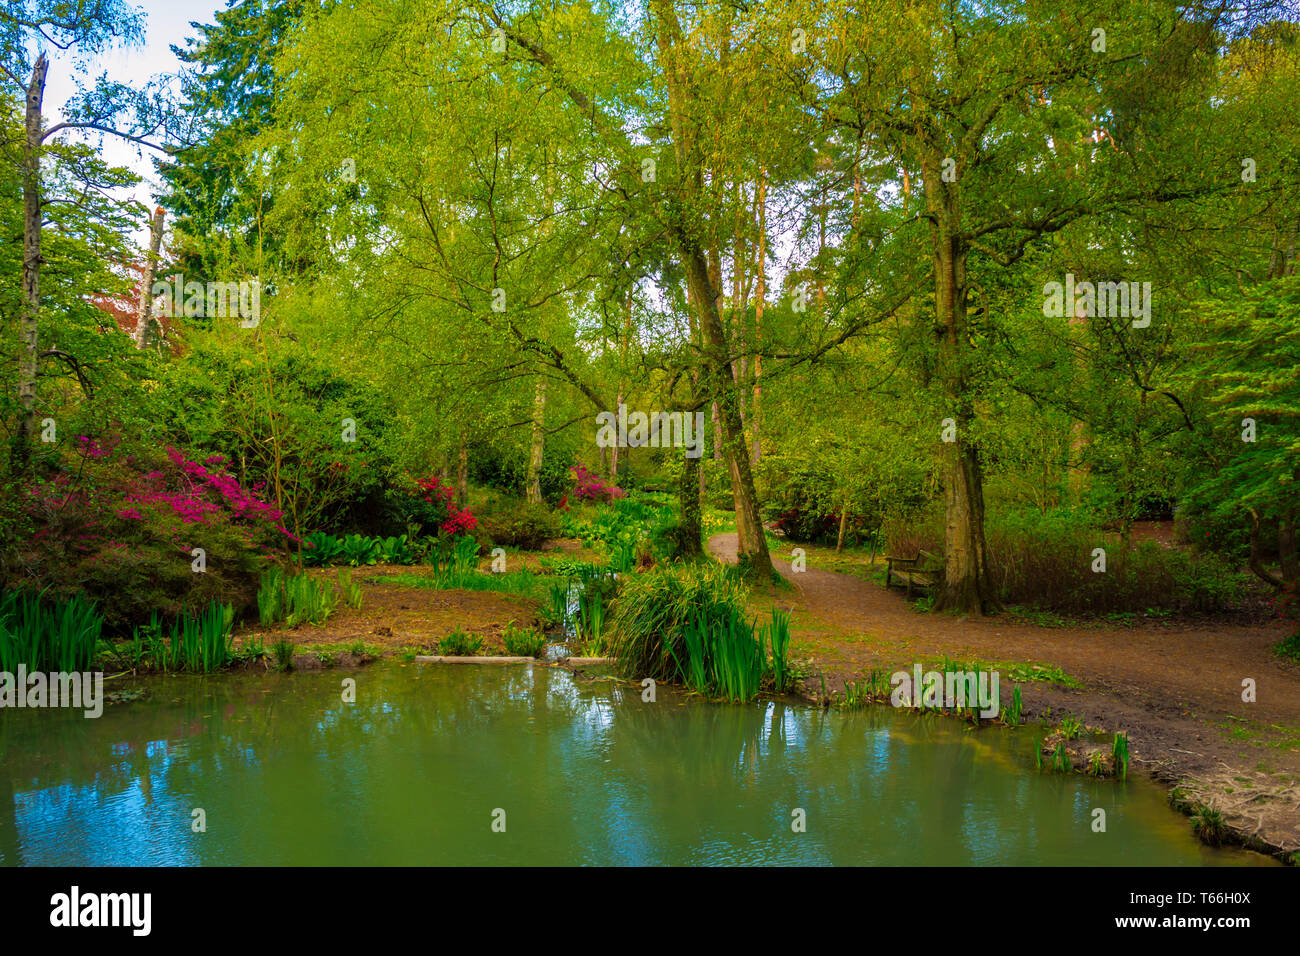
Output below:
[17,439,295,629]
[570,463,625,503]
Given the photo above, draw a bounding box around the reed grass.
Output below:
[0,589,103,672]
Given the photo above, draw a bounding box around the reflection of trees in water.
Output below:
[0,665,1085,865]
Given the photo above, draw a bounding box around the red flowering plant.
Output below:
[412,476,477,537]
[569,463,626,503]
[18,438,295,629]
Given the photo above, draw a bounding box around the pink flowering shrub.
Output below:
[17,439,294,629]
[570,463,626,503]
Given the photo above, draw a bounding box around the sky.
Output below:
[41,0,228,248]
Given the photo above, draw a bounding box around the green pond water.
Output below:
[0,662,1274,866]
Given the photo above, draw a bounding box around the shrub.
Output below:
[986,509,1246,616]
[884,508,1249,617]
[480,500,561,550]
[569,462,626,503]
[15,441,293,630]
[562,493,677,569]
[378,475,477,538]
[768,505,842,544]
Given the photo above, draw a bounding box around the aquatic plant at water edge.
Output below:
[0,589,102,672]
[439,629,484,655]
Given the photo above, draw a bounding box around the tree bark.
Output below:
[752,170,766,465]
[652,0,770,581]
[133,206,166,348]
[923,153,997,614]
[16,53,49,465]
[678,447,703,558]
[456,438,468,501]
[836,496,849,553]
[526,376,546,504]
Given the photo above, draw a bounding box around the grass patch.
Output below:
[382,570,545,600]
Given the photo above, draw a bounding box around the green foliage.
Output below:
[257,567,337,627]
[0,590,102,672]
[479,500,561,550]
[606,562,749,681]
[1189,805,1228,846]
[607,563,790,700]
[562,495,678,571]
[337,568,363,609]
[675,610,765,702]
[439,629,483,656]
[13,442,282,631]
[501,622,546,658]
[1059,714,1083,740]
[127,601,235,673]
[1001,685,1024,727]
[303,531,421,567]
[1112,732,1130,781]
[272,640,296,672]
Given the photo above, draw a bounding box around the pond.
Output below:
[0,663,1274,866]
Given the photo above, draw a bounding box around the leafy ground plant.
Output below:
[502,622,547,658]
[439,629,484,656]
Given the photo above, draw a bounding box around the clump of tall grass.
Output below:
[272,639,295,671]
[607,563,793,701]
[840,668,892,709]
[502,622,547,658]
[1111,731,1130,780]
[133,601,235,673]
[606,562,748,680]
[0,589,102,672]
[337,568,363,609]
[258,567,338,627]
[1190,804,1227,846]
[439,629,484,656]
[674,611,765,701]
[1000,685,1024,726]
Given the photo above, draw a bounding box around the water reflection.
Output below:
[0,664,1275,866]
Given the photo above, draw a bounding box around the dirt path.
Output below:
[709,533,1300,858]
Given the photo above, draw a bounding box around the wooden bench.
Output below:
[885,549,945,598]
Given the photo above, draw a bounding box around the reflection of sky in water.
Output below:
[0,664,1278,867]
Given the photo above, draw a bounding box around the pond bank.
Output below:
[707,532,1300,864]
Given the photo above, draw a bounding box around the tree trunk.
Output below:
[527,377,546,504]
[752,170,766,465]
[1280,506,1299,589]
[678,447,703,559]
[684,248,771,580]
[924,155,996,614]
[653,0,772,582]
[16,53,49,465]
[456,438,468,501]
[836,496,849,553]
[611,285,632,483]
[133,206,166,348]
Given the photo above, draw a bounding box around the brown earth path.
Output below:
[708,533,1300,857]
